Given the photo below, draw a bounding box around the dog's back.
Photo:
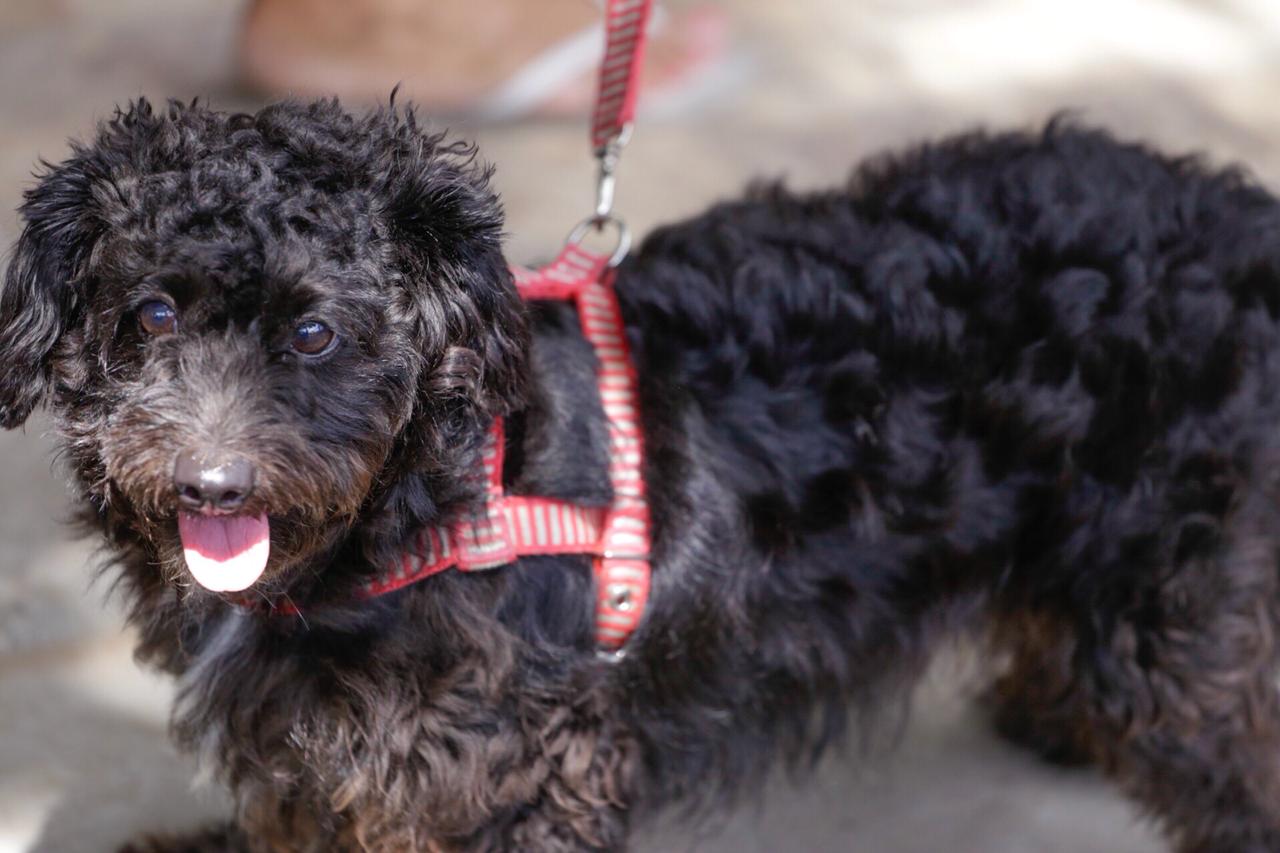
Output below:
[610,125,1280,849]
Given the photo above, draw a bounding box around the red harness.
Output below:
[359,245,652,652]
[271,0,656,654]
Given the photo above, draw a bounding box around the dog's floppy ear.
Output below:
[0,99,170,428]
[0,99,161,429]
[371,108,528,421]
[359,107,531,545]
[0,155,104,428]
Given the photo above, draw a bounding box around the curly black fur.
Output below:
[5,98,1280,851]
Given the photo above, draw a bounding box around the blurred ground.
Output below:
[2,0,1279,850]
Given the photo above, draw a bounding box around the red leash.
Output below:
[592,0,654,150]
[271,0,657,657]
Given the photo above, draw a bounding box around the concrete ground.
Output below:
[2,0,1279,850]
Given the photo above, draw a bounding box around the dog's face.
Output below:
[0,99,525,595]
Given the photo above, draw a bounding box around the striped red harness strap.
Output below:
[361,244,652,652]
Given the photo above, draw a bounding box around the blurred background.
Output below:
[2,0,1279,850]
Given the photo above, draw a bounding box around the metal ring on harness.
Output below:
[566,215,632,268]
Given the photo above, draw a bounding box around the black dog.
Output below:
[4,98,1280,852]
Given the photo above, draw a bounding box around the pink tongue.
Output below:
[177,513,271,592]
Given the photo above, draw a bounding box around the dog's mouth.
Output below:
[177,512,272,592]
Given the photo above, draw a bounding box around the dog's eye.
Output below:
[291,321,336,356]
[138,301,177,336]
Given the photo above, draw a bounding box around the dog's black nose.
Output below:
[173,451,255,513]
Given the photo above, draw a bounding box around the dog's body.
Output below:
[5,100,1280,851]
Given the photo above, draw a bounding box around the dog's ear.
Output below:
[0,100,164,429]
[359,109,531,545]
[0,152,106,428]
[371,109,528,422]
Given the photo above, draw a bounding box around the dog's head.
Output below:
[0,98,526,595]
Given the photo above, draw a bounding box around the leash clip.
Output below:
[592,123,633,221]
[568,123,634,268]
